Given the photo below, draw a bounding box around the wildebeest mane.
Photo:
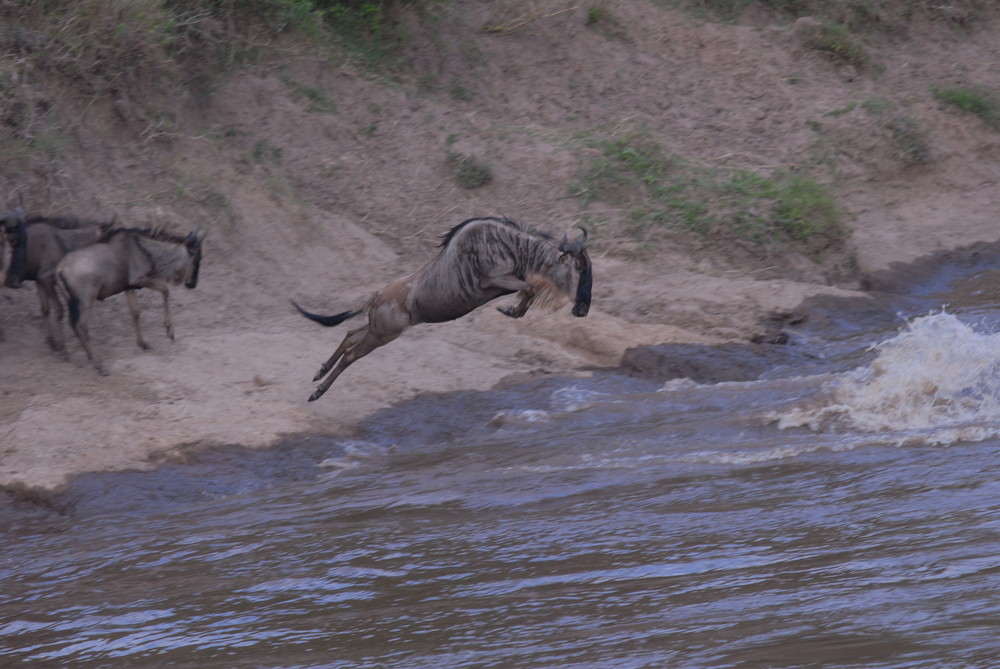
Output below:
[99,226,190,246]
[437,216,553,248]
[23,215,104,230]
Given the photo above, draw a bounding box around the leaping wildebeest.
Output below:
[293,216,592,401]
[2,204,113,352]
[55,226,204,375]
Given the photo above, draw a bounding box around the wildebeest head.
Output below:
[1,207,28,288]
[560,226,591,317]
[0,194,26,231]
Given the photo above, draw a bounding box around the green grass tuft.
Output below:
[447,152,493,189]
[804,22,867,68]
[932,85,1000,132]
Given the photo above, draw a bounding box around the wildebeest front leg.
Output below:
[483,274,534,318]
[156,286,174,341]
[36,281,66,354]
[126,289,150,350]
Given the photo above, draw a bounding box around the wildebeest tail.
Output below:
[291,300,362,327]
[59,272,81,327]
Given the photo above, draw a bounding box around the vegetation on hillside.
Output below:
[932,85,1000,132]
[660,0,991,27]
[570,126,846,261]
[1,1,397,93]
[3,0,1000,280]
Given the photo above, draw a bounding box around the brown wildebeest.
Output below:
[55,226,203,375]
[293,216,592,401]
[2,205,112,352]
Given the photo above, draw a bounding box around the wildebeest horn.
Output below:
[191,221,210,240]
[560,225,588,254]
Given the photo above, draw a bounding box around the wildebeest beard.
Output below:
[573,254,592,317]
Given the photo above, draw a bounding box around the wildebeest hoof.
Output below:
[97,367,110,377]
[497,306,523,318]
[138,341,151,351]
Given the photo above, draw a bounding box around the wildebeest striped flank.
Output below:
[293,216,592,401]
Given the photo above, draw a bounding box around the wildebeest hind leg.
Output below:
[309,331,385,401]
[71,302,108,376]
[36,282,65,354]
[313,325,367,381]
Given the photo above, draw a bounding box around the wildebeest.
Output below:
[0,200,24,276]
[293,216,592,401]
[55,226,203,375]
[2,206,113,352]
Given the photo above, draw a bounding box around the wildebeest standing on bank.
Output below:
[55,227,203,375]
[293,216,592,401]
[0,200,27,341]
[2,205,112,352]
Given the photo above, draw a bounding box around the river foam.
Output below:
[768,312,1000,445]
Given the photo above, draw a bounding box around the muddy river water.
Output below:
[3,256,1000,667]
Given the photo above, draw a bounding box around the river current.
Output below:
[3,257,1000,667]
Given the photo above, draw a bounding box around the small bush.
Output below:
[773,172,842,242]
[449,84,475,101]
[447,152,493,189]
[861,98,931,165]
[586,4,606,25]
[805,22,867,68]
